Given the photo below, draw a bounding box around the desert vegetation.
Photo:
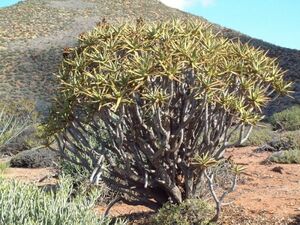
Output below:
[269,148,300,164]
[151,199,214,225]
[0,99,41,153]
[0,102,30,148]
[269,105,300,131]
[41,19,293,223]
[0,0,300,224]
[0,18,298,224]
[0,176,127,225]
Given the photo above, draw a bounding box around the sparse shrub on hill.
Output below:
[0,176,127,225]
[44,19,291,222]
[269,105,300,131]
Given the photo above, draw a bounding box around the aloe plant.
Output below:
[44,19,291,213]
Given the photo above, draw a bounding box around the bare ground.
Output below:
[226,147,300,218]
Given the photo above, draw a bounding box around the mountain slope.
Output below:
[0,0,298,114]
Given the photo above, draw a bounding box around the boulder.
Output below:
[10,147,59,168]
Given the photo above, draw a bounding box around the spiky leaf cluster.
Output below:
[46,19,291,134]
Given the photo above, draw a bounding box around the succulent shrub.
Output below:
[0,176,127,225]
[45,19,291,208]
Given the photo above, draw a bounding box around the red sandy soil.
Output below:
[1,161,58,186]
[1,147,300,224]
[226,147,300,218]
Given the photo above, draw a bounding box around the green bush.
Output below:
[60,160,114,204]
[151,199,214,225]
[279,130,300,148]
[0,99,37,121]
[246,124,274,146]
[230,124,300,148]
[270,105,300,131]
[60,159,90,180]
[0,176,127,225]
[229,123,274,146]
[269,149,300,164]
[23,124,45,149]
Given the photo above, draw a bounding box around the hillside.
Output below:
[0,0,299,114]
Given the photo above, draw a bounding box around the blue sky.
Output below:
[0,0,21,7]
[161,0,300,50]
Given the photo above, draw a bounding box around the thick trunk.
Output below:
[168,185,183,203]
[157,167,183,203]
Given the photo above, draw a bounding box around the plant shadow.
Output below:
[288,214,300,225]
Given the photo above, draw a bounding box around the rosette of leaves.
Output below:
[44,19,291,209]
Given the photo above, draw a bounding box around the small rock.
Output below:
[10,147,59,168]
[271,166,284,174]
[256,139,294,152]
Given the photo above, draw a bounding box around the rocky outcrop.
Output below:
[10,147,59,168]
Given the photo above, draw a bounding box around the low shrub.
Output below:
[230,123,300,148]
[60,160,115,204]
[151,199,214,225]
[0,107,29,149]
[0,99,39,155]
[60,159,90,180]
[256,138,295,152]
[9,147,59,168]
[269,105,300,131]
[279,130,300,148]
[229,123,274,146]
[269,149,300,164]
[0,176,127,225]
[245,124,274,146]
